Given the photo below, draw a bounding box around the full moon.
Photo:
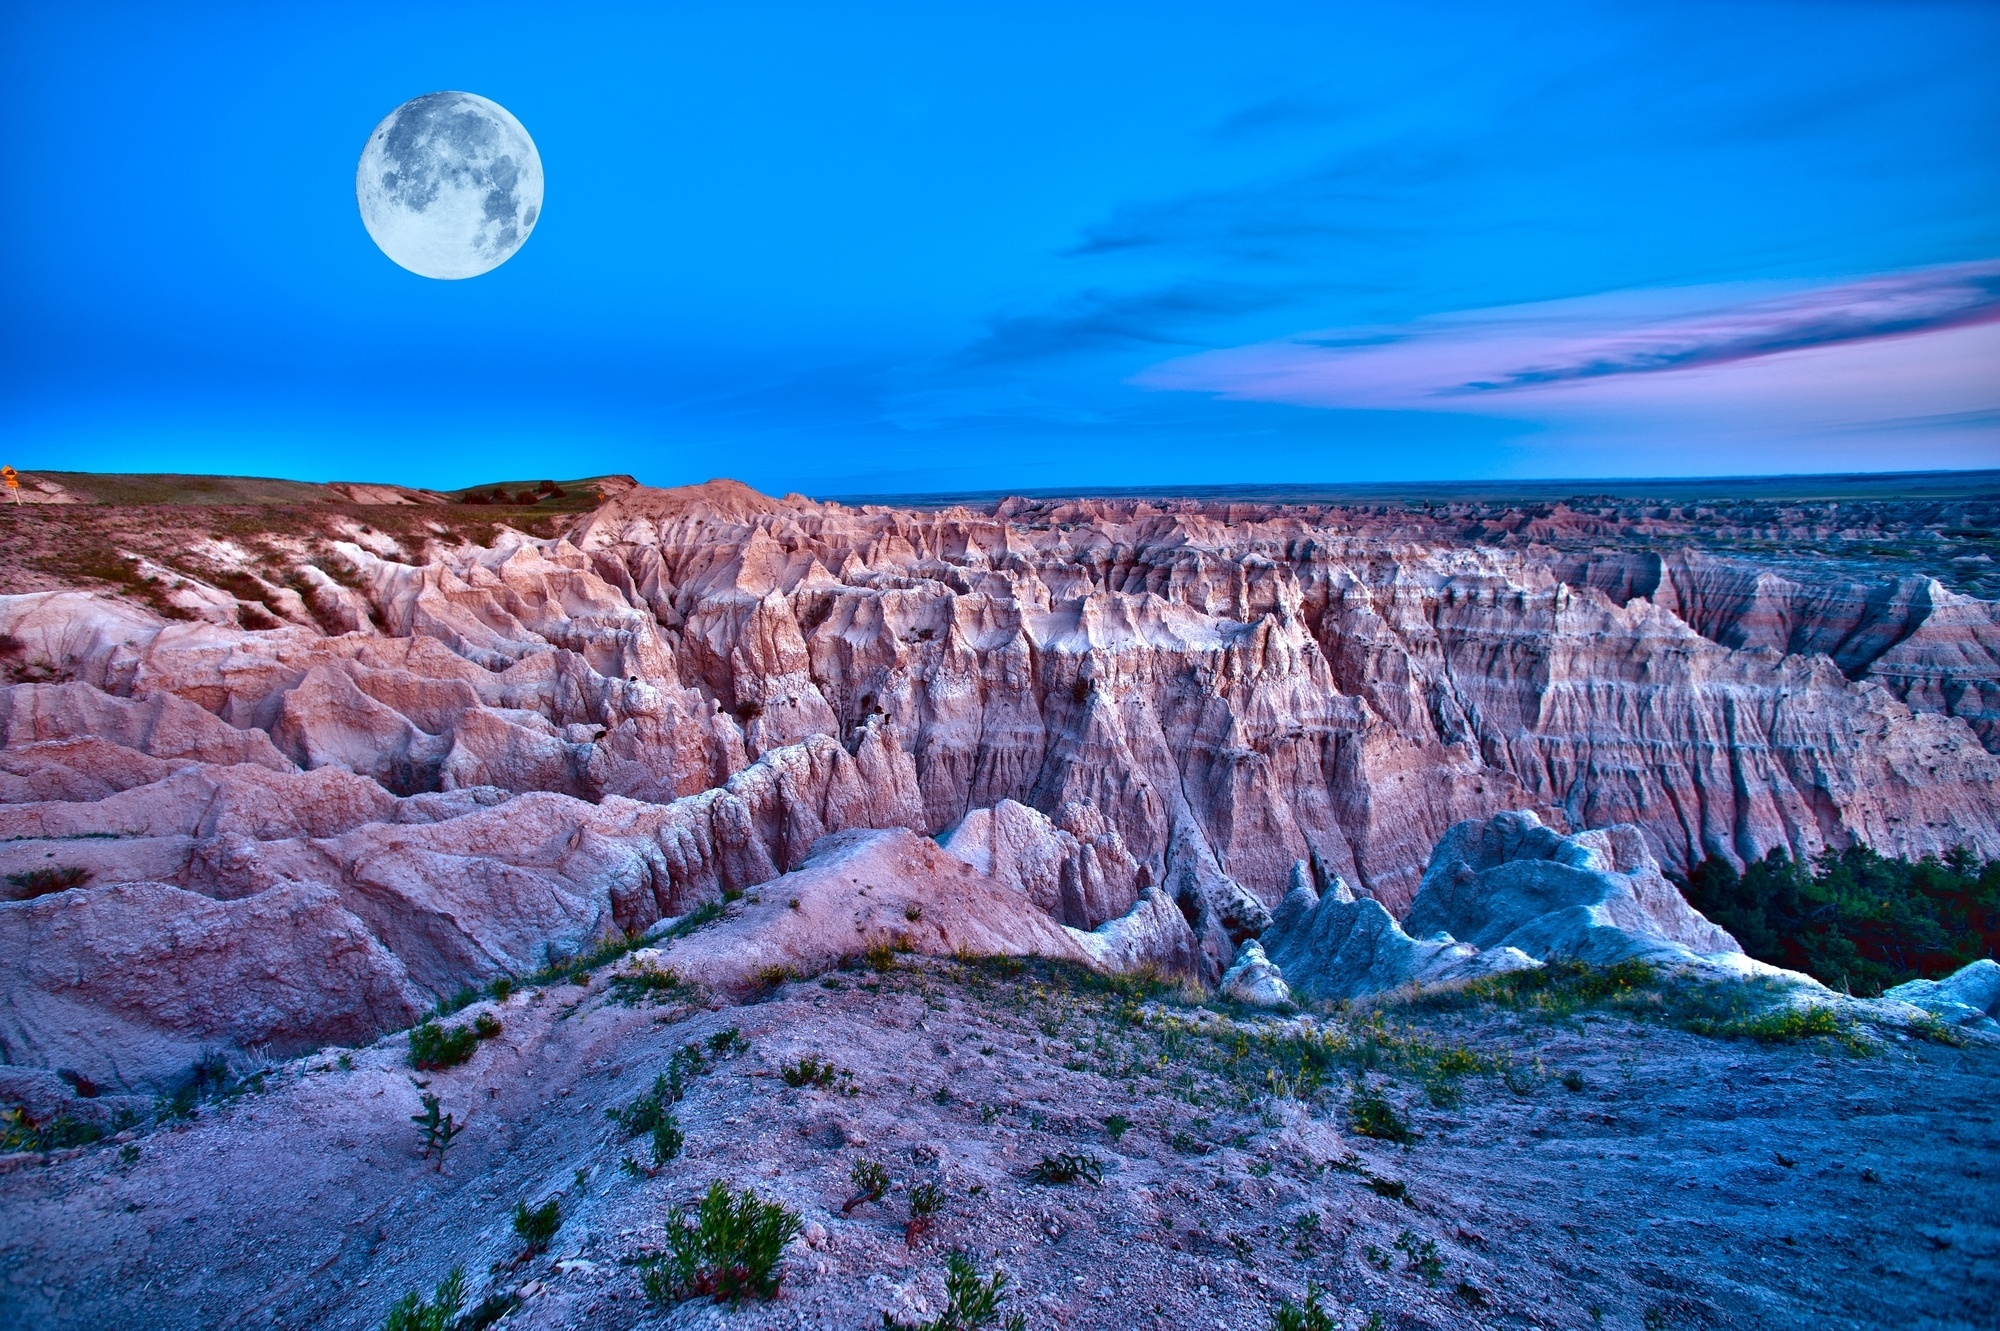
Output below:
[356,92,542,280]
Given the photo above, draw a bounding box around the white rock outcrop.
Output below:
[1260,813,1803,1001]
[1883,959,2000,1030]
[1218,939,1292,1007]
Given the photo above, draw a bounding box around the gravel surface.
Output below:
[1,957,1993,1331]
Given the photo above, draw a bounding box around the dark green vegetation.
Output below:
[608,1034,742,1170]
[1,1107,105,1152]
[407,1019,488,1071]
[511,1197,561,1254]
[1681,845,2000,995]
[1271,1284,1337,1331]
[638,1182,802,1307]
[4,865,92,900]
[1347,1082,1417,1146]
[780,1055,846,1088]
[382,1267,466,1331]
[881,1252,1027,1331]
[411,1093,465,1171]
[1027,1151,1104,1186]
[156,1053,263,1122]
[607,962,689,1007]
[843,1158,891,1213]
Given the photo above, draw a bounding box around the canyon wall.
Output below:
[4,479,1997,1085]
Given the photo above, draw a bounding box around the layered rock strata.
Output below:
[3,478,1998,1086]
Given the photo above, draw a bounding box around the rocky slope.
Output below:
[2,476,1998,1091]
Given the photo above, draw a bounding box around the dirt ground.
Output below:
[1,956,1994,1331]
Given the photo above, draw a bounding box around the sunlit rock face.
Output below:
[2,478,1996,1085]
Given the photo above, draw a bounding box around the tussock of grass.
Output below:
[512,1197,561,1254]
[1399,960,1657,1018]
[608,962,689,1007]
[1348,1082,1416,1145]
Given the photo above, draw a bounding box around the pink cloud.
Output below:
[1134,261,2000,440]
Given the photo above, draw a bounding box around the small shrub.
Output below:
[754,964,793,990]
[382,1266,465,1331]
[1288,1210,1323,1257]
[435,986,480,1017]
[513,1197,561,1253]
[5,865,92,899]
[883,1251,1025,1331]
[1028,1152,1104,1186]
[155,1052,256,1122]
[612,1075,677,1136]
[1559,1069,1586,1092]
[1395,1229,1443,1283]
[640,1182,801,1306]
[781,1056,842,1089]
[472,1012,502,1040]
[410,1093,464,1170]
[1908,1014,1965,1046]
[1365,1177,1408,1203]
[408,1020,479,1071]
[1103,1113,1131,1142]
[864,941,899,973]
[707,1027,749,1055]
[905,1179,945,1245]
[844,1157,890,1213]
[1348,1084,1415,1146]
[1272,1284,1335,1331]
[652,1113,685,1165]
[905,903,924,922]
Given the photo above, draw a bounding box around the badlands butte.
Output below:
[1,469,1998,1331]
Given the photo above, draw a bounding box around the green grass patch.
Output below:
[1683,1004,1872,1053]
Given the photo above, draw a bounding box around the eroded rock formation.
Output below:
[3,478,1997,1086]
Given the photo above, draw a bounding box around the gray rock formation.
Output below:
[1884,959,2000,1030]
[1260,813,1802,1002]
[1404,812,1750,970]
[1260,865,1539,1002]
[1217,939,1291,1007]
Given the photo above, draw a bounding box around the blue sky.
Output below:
[2,2,1995,495]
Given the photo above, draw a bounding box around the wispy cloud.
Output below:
[1135,261,2000,414]
[953,281,1292,365]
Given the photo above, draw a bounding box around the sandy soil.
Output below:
[0,958,1993,1331]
